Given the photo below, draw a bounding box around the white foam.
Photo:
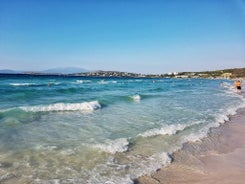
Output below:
[130,152,172,179]
[139,121,202,137]
[20,101,101,112]
[9,82,62,87]
[93,138,129,154]
[142,152,171,173]
[76,80,91,84]
[131,94,141,101]
[135,79,143,82]
[215,114,229,124]
[220,82,233,89]
[97,80,117,85]
[182,98,245,144]
[60,149,75,156]
[53,82,61,85]
[76,80,84,83]
[9,83,35,86]
[139,124,185,137]
[215,100,245,124]
[182,131,206,143]
[182,121,220,143]
[191,116,240,144]
[34,145,57,151]
[221,81,245,97]
[184,117,229,143]
[34,178,60,184]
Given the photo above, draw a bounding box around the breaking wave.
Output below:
[75,80,92,84]
[139,121,202,137]
[9,82,61,87]
[131,94,141,101]
[19,101,101,112]
[10,83,40,86]
[93,138,129,154]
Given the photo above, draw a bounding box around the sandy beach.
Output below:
[135,99,245,184]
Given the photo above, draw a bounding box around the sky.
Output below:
[0,0,244,74]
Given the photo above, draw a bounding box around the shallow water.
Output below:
[0,74,244,183]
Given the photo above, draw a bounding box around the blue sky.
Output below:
[0,0,244,74]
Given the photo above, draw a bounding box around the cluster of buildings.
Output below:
[74,71,162,78]
[165,72,233,79]
[72,70,235,79]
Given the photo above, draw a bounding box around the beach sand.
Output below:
[135,106,245,184]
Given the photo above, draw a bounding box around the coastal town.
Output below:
[1,68,244,79]
[72,68,245,79]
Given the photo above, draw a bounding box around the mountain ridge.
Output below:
[0,67,88,74]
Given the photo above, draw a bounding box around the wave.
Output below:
[97,80,118,85]
[220,81,233,90]
[130,93,164,102]
[131,94,141,101]
[98,94,141,105]
[139,121,203,137]
[131,152,172,178]
[9,82,62,87]
[140,99,245,139]
[99,93,164,106]
[220,81,244,97]
[182,98,245,143]
[19,101,101,112]
[181,119,222,144]
[93,138,129,154]
[10,83,37,86]
[75,80,92,84]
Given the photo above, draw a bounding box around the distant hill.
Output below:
[42,67,88,74]
[0,69,21,74]
[0,67,89,75]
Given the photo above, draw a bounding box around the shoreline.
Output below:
[135,97,245,184]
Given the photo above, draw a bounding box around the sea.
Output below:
[0,74,244,184]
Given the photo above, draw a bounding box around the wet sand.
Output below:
[135,106,245,184]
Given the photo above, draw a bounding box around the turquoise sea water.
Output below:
[0,74,244,183]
